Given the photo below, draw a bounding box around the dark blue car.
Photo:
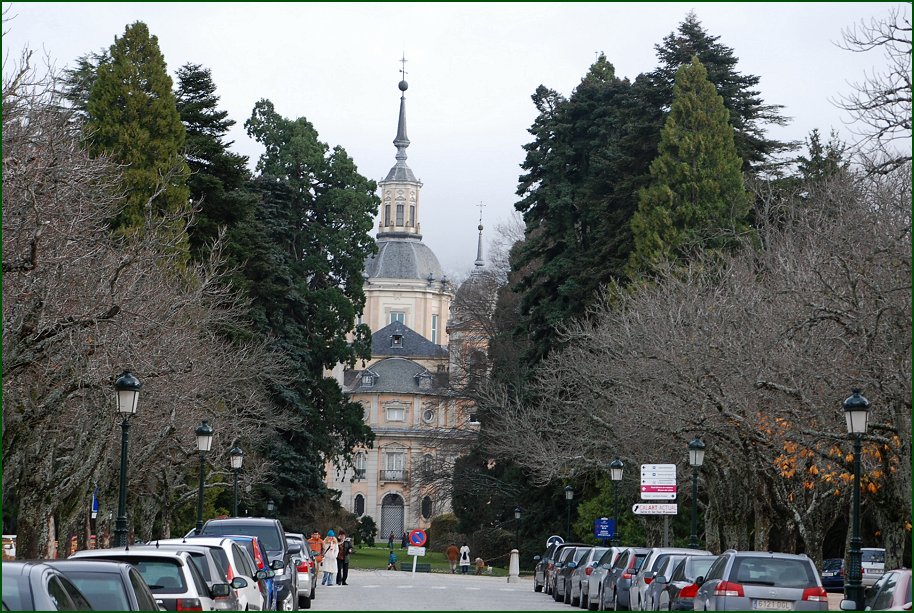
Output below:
[223,535,279,610]
[820,558,845,591]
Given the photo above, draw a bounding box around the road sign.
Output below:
[407,546,426,556]
[408,529,427,547]
[594,517,615,539]
[546,535,564,548]
[641,463,676,500]
[632,503,678,515]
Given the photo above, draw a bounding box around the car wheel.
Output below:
[554,583,563,601]
[614,591,623,611]
[310,586,315,600]
[565,583,572,605]
[580,586,588,609]
[589,589,598,612]
[535,576,543,593]
[299,594,311,610]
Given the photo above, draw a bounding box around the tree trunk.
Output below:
[704,501,722,553]
[753,496,771,551]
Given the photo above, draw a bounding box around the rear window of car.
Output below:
[862,550,885,564]
[63,571,130,611]
[573,548,591,563]
[632,554,648,571]
[186,552,212,582]
[730,557,817,588]
[209,549,230,579]
[202,522,283,551]
[823,559,844,571]
[687,557,715,580]
[132,559,188,594]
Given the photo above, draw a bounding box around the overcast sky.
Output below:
[2,2,904,278]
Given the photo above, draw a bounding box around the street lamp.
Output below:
[843,389,870,611]
[610,458,624,547]
[267,499,276,517]
[230,445,243,517]
[514,506,522,551]
[564,485,574,541]
[194,420,214,535]
[687,436,706,549]
[113,371,141,548]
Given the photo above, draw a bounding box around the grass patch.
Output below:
[349,546,508,577]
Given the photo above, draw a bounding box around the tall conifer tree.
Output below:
[629,57,750,274]
[86,22,189,251]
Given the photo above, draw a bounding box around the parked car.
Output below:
[134,543,244,611]
[570,546,609,608]
[630,547,711,611]
[46,559,161,611]
[640,554,688,611]
[585,546,625,611]
[288,536,317,609]
[70,547,228,611]
[2,561,93,611]
[181,536,270,610]
[546,543,588,597]
[864,568,912,611]
[555,545,593,604]
[601,547,650,611]
[651,553,717,611]
[199,517,298,610]
[533,542,562,593]
[820,558,846,592]
[219,535,279,610]
[693,550,828,611]
[861,548,887,588]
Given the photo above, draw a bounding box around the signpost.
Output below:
[407,529,427,575]
[594,517,616,545]
[546,535,564,549]
[641,464,677,546]
[632,503,678,515]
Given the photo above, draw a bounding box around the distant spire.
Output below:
[394,53,410,161]
[474,202,485,268]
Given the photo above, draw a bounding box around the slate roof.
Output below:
[364,238,444,281]
[344,356,450,394]
[370,321,448,359]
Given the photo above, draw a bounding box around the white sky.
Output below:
[2,2,904,278]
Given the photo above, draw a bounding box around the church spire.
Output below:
[394,53,410,161]
[474,202,485,268]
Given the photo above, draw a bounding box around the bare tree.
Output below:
[835,5,912,174]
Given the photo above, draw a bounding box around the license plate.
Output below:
[822,571,835,576]
[753,599,793,610]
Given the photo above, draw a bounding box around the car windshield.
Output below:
[63,571,131,611]
[823,559,844,571]
[862,550,885,563]
[203,523,282,551]
[731,557,816,588]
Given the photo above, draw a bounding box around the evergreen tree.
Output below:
[629,57,751,273]
[61,49,109,118]
[85,22,190,249]
[644,11,791,171]
[175,63,256,266]
[242,99,378,501]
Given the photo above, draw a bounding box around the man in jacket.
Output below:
[446,544,460,573]
[336,531,353,585]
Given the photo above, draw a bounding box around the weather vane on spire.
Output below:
[400,53,408,81]
[477,201,486,226]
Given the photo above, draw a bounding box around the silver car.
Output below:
[288,534,317,609]
[630,547,710,611]
[585,546,625,611]
[570,546,609,608]
[693,550,828,611]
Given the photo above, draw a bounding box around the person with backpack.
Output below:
[458,542,471,575]
[336,530,353,585]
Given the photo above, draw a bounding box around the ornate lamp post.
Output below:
[843,390,870,611]
[609,458,624,547]
[113,371,141,547]
[687,436,706,549]
[194,420,214,534]
[230,445,243,517]
[514,506,523,551]
[564,485,574,541]
[267,499,276,517]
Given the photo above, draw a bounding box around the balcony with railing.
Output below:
[379,469,408,483]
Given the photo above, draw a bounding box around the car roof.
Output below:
[72,548,190,561]
[205,518,279,526]
[45,560,132,573]
[728,551,813,560]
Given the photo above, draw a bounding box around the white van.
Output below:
[861,547,886,587]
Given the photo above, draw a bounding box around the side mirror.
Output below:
[230,577,248,589]
[270,559,284,570]
[839,600,858,611]
[654,575,669,585]
[567,562,577,570]
[288,542,302,554]
[695,576,705,586]
[255,569,268,581]
[210,583,231,598]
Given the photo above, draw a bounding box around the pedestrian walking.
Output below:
[446,543,460,573]
[321,531,339,586]
[307,530,324,566]
[336,530,352,585]
[459,542,471,575]
[387,550,398,570]
[401,532,408,548]
[388,532,395,550]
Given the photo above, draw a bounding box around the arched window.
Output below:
[384,204,391,226]
[421,496,432,520]
[354,493,365,517]
[396,202,404,225]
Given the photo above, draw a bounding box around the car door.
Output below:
[232,542,266,610]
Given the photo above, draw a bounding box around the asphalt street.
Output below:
[308,568,569,611]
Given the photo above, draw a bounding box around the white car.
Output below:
[630,547,710,611]
[861,548,886,588]
[586,546,624,611]
[174,536,270,610]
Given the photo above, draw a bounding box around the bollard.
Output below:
[507,548,520,583]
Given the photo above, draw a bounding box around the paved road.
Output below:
[309,569,846,611]
[309,569,567,611]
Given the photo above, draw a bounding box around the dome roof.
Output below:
[365,238,444,281]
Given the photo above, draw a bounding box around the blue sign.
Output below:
[91,487,99,519]
[594,517,615,539]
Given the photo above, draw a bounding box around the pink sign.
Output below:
[641,485,677,493]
